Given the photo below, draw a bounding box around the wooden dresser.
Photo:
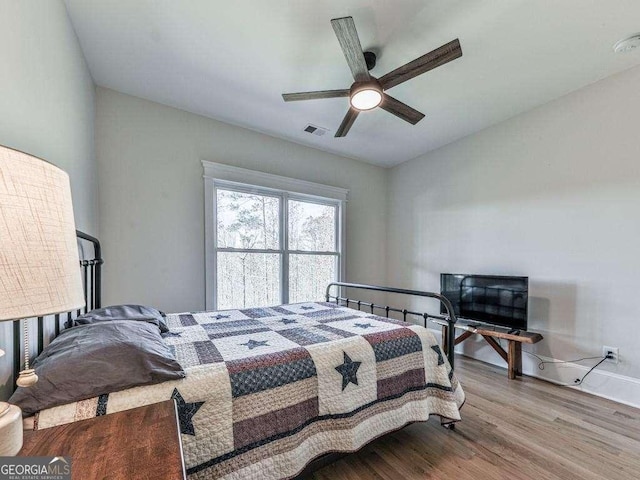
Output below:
[19,400,186,480]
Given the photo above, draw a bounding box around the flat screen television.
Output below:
[440,274,528,330]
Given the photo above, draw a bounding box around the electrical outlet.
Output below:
[603,346,619,364]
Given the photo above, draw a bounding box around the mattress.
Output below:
[34,302,465,479]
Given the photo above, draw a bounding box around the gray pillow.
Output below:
[67,304,169,333]
[10,320,185,415]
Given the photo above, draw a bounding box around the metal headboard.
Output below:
[326,282,459,370]
[12,230,103,386]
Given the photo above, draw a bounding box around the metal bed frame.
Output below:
[6,233,459,479]
[11,230,103,387]
[326,281,458,370]
[10,235,458,390]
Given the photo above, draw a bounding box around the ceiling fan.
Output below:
[282,17,462,137]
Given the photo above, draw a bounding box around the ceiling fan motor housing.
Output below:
[364,51,377,71]
[350,78,382,96]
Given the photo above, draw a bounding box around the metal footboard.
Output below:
[325,282,458,371]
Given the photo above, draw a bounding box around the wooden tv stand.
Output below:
[437,321,543,379]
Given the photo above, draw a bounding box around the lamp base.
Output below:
[0,401,23,456]
[16,368,38,387]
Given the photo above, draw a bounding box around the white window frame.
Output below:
[203,161,348,310]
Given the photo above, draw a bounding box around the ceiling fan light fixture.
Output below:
[350,81,383,111]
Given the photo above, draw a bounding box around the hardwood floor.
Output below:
[304,356,640,480]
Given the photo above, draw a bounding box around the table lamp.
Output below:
[0,144,85,455]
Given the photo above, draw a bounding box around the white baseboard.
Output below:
[429,328,640,410]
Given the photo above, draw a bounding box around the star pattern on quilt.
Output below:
[431,345,445,366]
[335,352,362,391]
[212,314,230,320]
[37,302,467,480]
[300,306,314,310]
[241,339,269,350]
[281,318,297,325]
[354,323,373,329]
[171,388,204,436]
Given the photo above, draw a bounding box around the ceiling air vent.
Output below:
[303,124,329,136]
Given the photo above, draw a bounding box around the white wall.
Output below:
[0,0,97,399]
[0,1,96,233]
[96,87,388,313]
[387,64,640,407]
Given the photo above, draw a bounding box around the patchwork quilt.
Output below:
[34,302,465,480]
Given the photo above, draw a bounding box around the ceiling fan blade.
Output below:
[331,17,370,82]
[380,94,425,125]
[379,39,462,90]
[335,108,359,137]
[282,90,350,102]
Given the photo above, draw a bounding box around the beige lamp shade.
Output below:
[0,145,85,321]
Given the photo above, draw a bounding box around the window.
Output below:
[204,162,347,310]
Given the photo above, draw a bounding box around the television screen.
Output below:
[440,274,528,330]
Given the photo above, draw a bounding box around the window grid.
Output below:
[213,182,341,309]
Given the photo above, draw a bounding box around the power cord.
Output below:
[571,356,610,386]
[496,338,613,386]
[522,351,612,386]
[522,351,602,370]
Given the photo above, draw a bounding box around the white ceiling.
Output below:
[64,0,640,167]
